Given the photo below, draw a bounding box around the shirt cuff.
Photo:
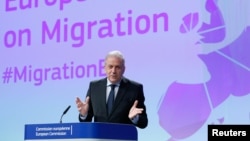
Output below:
[79,114,87,120]
[131,115,139,124]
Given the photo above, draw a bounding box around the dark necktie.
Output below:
[107,84,116,115]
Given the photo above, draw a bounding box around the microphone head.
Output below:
[63,105,71,115]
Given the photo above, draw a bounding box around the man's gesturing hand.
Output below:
[128,100,144,119]
[76,96,90,116]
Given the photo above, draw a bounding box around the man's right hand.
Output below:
[76,96,90,116]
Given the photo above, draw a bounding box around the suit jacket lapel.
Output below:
[98,79,108,115]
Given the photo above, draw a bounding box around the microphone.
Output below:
[60,105,71,123]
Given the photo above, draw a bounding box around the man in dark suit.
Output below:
[76,50,148,129]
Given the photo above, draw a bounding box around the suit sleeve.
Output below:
[136,84,148,129]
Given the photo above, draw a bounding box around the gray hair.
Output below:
[105,50,125,65]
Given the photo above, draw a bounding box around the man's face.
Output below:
[105,56,125,84]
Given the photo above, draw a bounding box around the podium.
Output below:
[24,122,137,141]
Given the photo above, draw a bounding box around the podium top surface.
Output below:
[24,122,137,140]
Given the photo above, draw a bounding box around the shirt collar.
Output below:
[107,78,121,87]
